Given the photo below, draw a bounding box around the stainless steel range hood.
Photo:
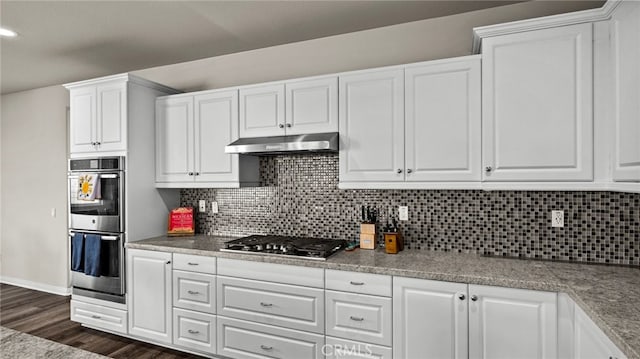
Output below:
[225,132,338,155]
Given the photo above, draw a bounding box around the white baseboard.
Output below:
[0,276,71,296]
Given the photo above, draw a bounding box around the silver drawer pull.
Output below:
[91,315,101,319]
[188,329,200,334]
[260,302,273,307]
[260,345,273,350]
[350,316,364,322]
[187,290,200,295]
[349,281,365,286]
[187,262,199,266]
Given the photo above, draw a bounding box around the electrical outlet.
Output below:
[211,201,219,214]
[552,210,564,228]
[198,200,206,213]
[399,206,409,221]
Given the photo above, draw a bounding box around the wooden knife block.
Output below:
[360,223,376,250]
[384,231,403,254]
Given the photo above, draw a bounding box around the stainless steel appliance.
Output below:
[68,157,124,233]
[68,157,125,303]
[221,235,346,260]
[225,132,338,155]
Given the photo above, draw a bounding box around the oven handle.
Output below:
[68,173,119,179]
[68,231,120,241]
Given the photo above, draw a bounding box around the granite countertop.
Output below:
[128,235,640,359]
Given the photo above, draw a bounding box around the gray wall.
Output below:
[0,85,69,293]
[0,1,609,291]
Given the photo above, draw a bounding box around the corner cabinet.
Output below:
[610,1,640,182]
[155,89,259,188]
[65,74,178,157]
[127,249,172,344]
[481,23,594,182]
[238,76,338,138]
[339,56,481,187]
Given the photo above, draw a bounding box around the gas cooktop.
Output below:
[220,235,347,261]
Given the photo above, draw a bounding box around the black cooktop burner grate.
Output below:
[222,235,347,260]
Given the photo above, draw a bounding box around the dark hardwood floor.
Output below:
[0,283,203,358]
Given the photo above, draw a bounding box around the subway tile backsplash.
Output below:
[181,154,640,266]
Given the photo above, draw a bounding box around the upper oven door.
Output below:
[69,172,124,232]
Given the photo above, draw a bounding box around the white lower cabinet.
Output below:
[325,290,392,347]
[173,308,216,355]
[173,270,216,314]
[468,284,558,359]
[325,336,393,359]
[217,316,325,359]
[393,277,468,359]
[71,299,128,334]
[127,249,173,344]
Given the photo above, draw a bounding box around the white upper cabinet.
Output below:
[69,80,126,154]
[405,57,481,182]
[339,68,405,182]
[239,77,338,138]
[482,23,594,182]
[610,1,640,182]
[239,83,285,138]
[156,96,194,183]
[156,90,259,188]
[468,284,557,359]
[285,77,338,135]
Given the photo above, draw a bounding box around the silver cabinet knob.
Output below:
[485,166,492,172]
[278,124,284,128]
[458,294,466,300]
[407,169,413,173]
[349,316,364,321]
[188,329,199,334]
[349,281,364,286]
[188,172,194,176]
[195,172,200,176]
[471,295,478,301]
[397,169,403,174]
[261,345,273,351]
[260,302,273,307]
[166,260,171,264]
[286,123,292,128]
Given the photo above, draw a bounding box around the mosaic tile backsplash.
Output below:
[181,154,640,266]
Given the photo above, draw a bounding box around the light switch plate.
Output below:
[399,206,408,221]
[211,201,219,214]
[198,200,206,213]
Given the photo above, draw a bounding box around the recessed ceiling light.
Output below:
[0,27,17,37]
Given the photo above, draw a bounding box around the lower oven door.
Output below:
[70,231,125,299]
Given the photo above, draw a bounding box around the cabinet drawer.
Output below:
[71,299,127,334]
[326,270,391,297]
[217,275,324,334]
[173,253,216,274]
[217,258,324,288]
[326,336,392,359]
[326,290,392,346]
[173,308,216,355]
[173,270,216,314]
[217,316,324,359]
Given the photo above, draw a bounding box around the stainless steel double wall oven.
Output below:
[68,157,125,303]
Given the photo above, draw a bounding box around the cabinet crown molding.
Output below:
[63,73,180,94]
[472,0,621,53]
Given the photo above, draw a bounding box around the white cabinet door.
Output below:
[127,249,172,344]
[482,23,593,181]
[194,90,239,182]
[339,69,404,182]
[285,77,338,135]
[69,86,97,153]
[611,1,640,182]
[405,57,481,182]
[239,83,285,138]
[96,81,127,152]
[393,277,468,359]
[155,96,194,183]
[574,303,627,359]
[468,284,557,359]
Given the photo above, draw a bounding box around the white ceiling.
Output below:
[1,1,603,95]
